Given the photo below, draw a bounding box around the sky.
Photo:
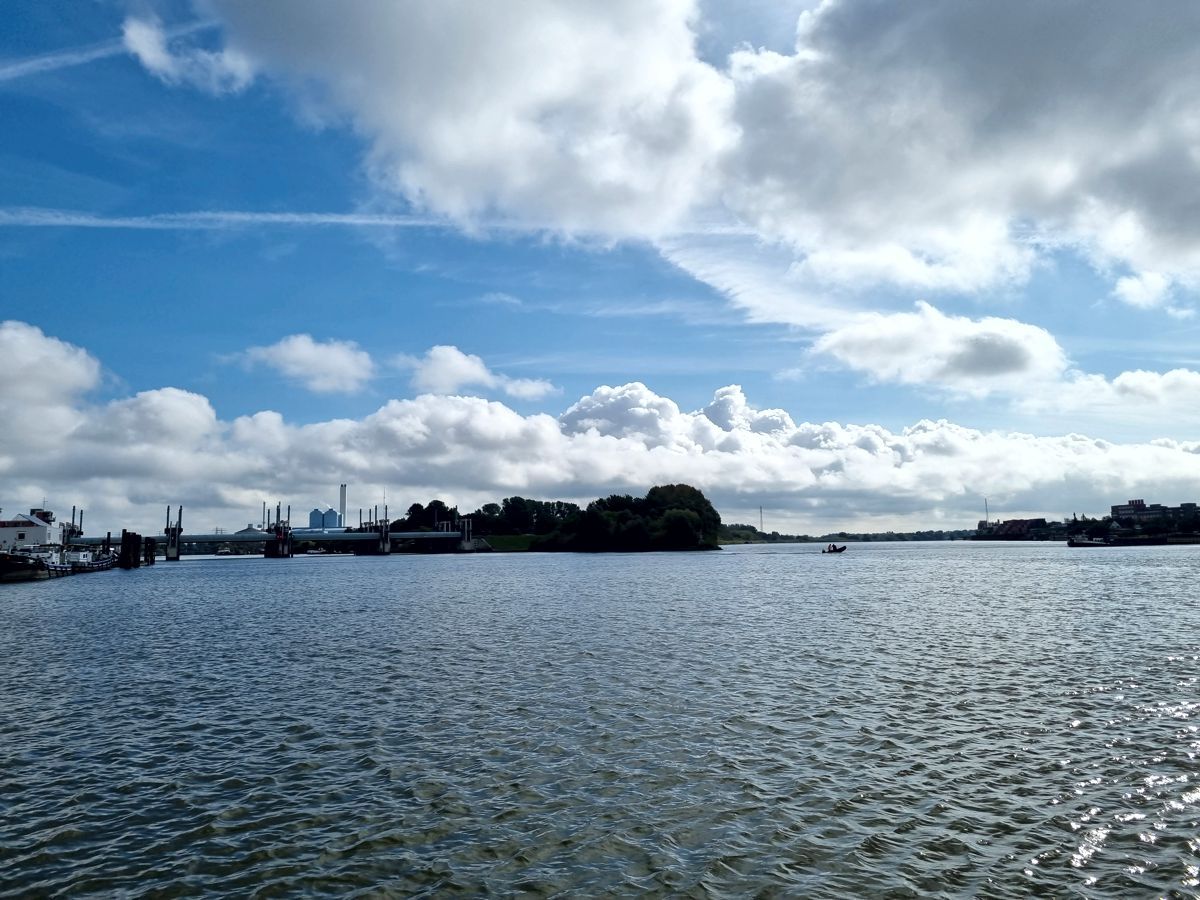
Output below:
[4,0,1200,536]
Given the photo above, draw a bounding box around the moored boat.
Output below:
[0,544,76,581]
[1,507,116,582]
[66,548,117,572]
[0,545,115,582]
[0,550,50,582]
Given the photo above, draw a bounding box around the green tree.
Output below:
[501,496,535,533]
[471,502,503,535]
[655,508,702,549]
[536,484,720,552]
[425,500,452,528]
[615,515,652,550]
[645,484,721,547]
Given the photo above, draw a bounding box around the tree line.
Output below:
[720,523,975,543]
[390,484,721,552]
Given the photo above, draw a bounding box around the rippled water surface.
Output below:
[2,543,1199,897]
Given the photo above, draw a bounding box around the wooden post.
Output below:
[118,530,143,569]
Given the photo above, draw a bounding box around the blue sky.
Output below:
[3,1,1200,535]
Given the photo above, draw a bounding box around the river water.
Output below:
[1,542,1198,897]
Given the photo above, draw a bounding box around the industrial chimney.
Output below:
[339,484,347,527]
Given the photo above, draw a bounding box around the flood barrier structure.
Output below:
[84,507,474,558]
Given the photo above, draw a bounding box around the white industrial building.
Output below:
[0,509,63,550]
[308,507,341,528]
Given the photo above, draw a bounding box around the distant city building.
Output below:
[975,517,1050,539]
[1110,499,1198,524]
[974,499,1200,543]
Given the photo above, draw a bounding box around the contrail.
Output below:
[0,20,214,82]
[0,206,670,237]
[0,207,446,230]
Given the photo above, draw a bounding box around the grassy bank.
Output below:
[482,534,538,552]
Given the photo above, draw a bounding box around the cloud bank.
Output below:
[117,0,1200,315]
[91,0,1200,418]
[6,321,1200,537]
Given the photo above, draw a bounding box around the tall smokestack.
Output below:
[339,484,347,527]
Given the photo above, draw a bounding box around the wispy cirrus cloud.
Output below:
[121,16,252,95]
[0,21,214,83]
[478,292,524,308]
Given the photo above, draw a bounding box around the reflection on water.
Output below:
[1,543,1198,896]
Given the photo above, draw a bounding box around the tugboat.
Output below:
[65,547,116,573]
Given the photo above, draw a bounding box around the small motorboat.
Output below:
[822,544,847,553]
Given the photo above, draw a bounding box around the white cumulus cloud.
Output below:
[721,1,1200,303]
[0,320,100,448]
[1021,369,1200,428]
[202,0,735,236]
[1113,272,1171,310]
[242,334,374,394]
[396,345,558,401]
[813,302,1070,396]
